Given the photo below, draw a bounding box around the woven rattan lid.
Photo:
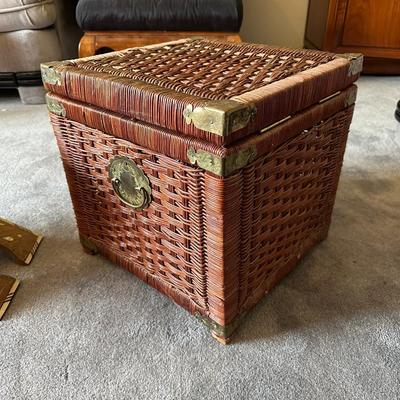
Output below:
[42,38,362,146]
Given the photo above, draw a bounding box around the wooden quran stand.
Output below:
[0,218,43,320]
[0,218,43,265]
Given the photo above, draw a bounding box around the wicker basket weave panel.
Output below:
[236,108,353,313]
[46,85,357,178]
[52,116,209,313]
[203,106,353,325]
[73,40,337,100]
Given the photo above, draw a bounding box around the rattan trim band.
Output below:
[46,85,356,177]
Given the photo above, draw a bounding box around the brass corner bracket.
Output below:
[187,146,257,177]
[338,53,364,76]
[183,100,256,136]
[41,61,67,86]
[46,95,66,117]
[345,86,358,107]
[195,313,241,344]
[79,234,98,255]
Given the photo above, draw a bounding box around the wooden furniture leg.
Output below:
[79,31,241,58]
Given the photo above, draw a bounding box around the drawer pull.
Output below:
[109,156,152,210]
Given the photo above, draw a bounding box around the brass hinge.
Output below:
[187,146,257,177]
[338,53,364,76]
[183,100,256,136]
[46,95,66,117]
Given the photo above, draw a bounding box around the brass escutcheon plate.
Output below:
[108,156,152,211]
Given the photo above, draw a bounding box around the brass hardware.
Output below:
[195,313,240,342]
[188,149,223,176]
[40,62,65,85]
[224,147,257,176]
[0,218,43,265]
[345,86,358,107]
[109,156,152,210]
[183,100,256,136]
[79,234,98,255]
[187,146,257,177]
[338,53,363,76]
[46,95,66,117]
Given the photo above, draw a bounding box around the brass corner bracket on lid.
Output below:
[40,61,65,86]
[338,53,364,76]
[183,100,256,136]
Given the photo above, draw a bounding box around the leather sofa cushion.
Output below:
[76,0,243,32]
[0,0,56,33]
[0,28,61,72]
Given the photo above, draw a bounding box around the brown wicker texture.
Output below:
[44,39,360,342]
[53,116,208,314]
[50,104,354,341]
[74,40,336,100]
[43,39,359,146]
[47,85,356,173]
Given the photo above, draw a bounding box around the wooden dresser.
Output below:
[305,0,400,74]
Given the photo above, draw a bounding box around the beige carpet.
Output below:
[0,77,399,399]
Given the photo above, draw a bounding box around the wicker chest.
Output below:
[42,39,361,343]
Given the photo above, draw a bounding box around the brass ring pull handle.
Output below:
[109,156,152,210]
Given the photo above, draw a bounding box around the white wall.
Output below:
[240,0,310,48]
